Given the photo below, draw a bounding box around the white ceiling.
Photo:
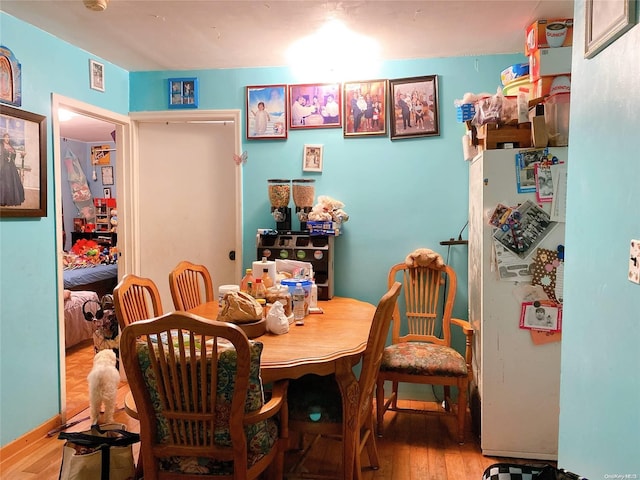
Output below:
[2,0,575,141]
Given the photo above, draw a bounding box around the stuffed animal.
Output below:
[405,248,445,269]
[308,195,350,223]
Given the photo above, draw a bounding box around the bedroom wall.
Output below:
[0,13,129,446]
[61,139,117,250]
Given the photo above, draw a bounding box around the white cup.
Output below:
[546,22,568,48]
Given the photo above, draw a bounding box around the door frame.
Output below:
[52,93,132,421]
[128,109,243,280]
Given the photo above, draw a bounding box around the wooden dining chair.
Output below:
[113,273,163,330]
[120,311,289,480]
[286,281,402,480]
[375,253,474,444]
[169,260,214,311]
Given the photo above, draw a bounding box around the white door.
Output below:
[135,119,241,310]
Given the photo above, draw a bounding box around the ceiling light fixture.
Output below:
[83,0,109,12]
[287,19,381,82]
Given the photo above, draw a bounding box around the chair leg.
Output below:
[456,380,468,444]
[363,414,379,470]
[375,378,385,437]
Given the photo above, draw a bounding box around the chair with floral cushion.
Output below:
[169,260,215,311]
[286,282,401,479]
[120,311,288,480]
[375,253,474,444]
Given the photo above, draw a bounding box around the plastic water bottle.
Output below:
[293,282,305,325]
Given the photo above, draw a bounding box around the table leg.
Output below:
[335,357,360,480]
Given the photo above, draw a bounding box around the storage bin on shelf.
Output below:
[544,92,570,146]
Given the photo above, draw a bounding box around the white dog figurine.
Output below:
[88,349,120,425]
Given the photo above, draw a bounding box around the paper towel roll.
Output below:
[253,260,277,286]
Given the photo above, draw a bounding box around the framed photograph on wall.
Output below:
[246,84,287,140]
[303,144,323,172]
[101,166,114,186]
[389,75,439,140]
[585,0,636,58]
[0,105,47,217]
[89,59,105,92]
[288,83,342,129]
[168,77,198,109]
[343,79,388,137]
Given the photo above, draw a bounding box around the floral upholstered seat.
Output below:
[120,312,287,479]
[136,340,278,474]
[380,342,468,378]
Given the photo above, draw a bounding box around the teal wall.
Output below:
[558,0,640,476]
[0,14,129,446]
[3,4,639,475]
[130,55,518,313]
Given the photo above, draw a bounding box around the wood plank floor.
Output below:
[1,343,552,479]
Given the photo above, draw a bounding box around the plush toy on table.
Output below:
[308,195,350,224]
[405,248,445,269]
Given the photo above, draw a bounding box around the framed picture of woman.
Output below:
[0,105,47,217]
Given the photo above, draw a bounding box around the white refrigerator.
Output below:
[468,147,567,460]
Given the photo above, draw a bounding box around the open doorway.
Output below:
[52,93,131,421]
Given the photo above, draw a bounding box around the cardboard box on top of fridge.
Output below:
[529,46,572,82]
[525,18,574,55]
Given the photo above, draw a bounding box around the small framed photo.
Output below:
[101,166,114,186]
[343,79,388,137]
[520,301,562,332]
[103,188,111,199]
[73,217,86,232]
[168,77,198,109]
[89,59,105,92]
[303,144,323,172]
[246,84,287,140]
[389,75,439,140]
[288,83,342,129]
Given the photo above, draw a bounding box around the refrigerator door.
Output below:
[469,147,566,460]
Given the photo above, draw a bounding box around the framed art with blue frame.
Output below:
[288,83,342,130]
[246,84,287,139]
[342,79,388,137]
[389,75,439,140]
[168,77,198,109]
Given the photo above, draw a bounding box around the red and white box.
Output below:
[525,19,574,55]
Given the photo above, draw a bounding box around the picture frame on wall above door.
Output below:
[288,83,342,129]
[389,75,439,140]
[168,77,199,109]
[343,79,388,137]
[0,105,47,217]
[89,59,105,92]
[246,84,287,140]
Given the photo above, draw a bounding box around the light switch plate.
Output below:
[629,239,640,284]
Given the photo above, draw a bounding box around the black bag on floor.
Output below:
[482,463,588,480]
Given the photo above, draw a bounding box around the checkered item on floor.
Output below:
[481,463,544,480]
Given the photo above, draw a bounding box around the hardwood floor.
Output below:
[1,343,552,479]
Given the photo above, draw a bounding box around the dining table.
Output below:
[190,296,376,480]
[124,296,376,479]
